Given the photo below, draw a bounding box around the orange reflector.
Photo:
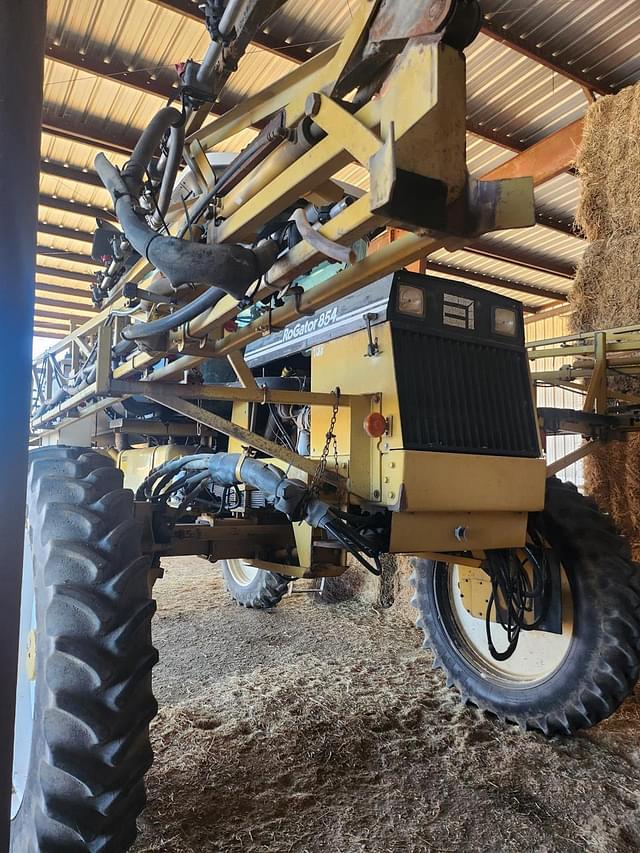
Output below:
[363,412,387,438]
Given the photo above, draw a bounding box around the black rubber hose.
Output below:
[95,152,278,298]
[121,285,226,341]
[121,106,184,196]
[156,121,186,220]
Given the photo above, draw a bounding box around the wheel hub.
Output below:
[447,559,573,685]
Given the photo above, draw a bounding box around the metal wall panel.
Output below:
[526,313,584,488]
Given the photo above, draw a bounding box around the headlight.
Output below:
[397,284,425,317]
[493,307,517,337]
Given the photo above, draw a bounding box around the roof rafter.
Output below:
[463,241,575,279]
[47,43,177,102]
[424,260,568,304]
[38,223,94,244]
[35,281,93,299]
[39,193,116,223]
[482,119,584,188]
[35,296,96,313]
[35,308,93,323]
[36,246,94,265]
[36,265,94,283]
[42,116,135,155]
[480,19,609,97]
[40,159,104,188]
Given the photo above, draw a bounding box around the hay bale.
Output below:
[570,237,640,556]
[576,83,640,241]
[572,85,640,557]
[318,555,420,628]
[570,237,640,334]
[392,556,419,627]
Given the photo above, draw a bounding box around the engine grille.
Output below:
[392,328,539,457]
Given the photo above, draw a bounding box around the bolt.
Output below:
[454,526,469,543]
[373,489,380,499]
[388,461,395,469]
[384,476,389,483]
[388,491,395,500]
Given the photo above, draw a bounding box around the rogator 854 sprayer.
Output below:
[14,0,640,849]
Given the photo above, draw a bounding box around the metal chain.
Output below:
[308,387,340,497]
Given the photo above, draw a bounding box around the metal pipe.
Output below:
[0,2,46,848]
[222,133,313,218]
[150,121,186,228]
[291,207,356,265]
[196,0,247,87]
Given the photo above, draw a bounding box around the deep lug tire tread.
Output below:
[221,561,290,608]
[11,447,157,852]
[412,477,640,735]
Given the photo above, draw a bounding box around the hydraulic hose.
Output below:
[205,453,333,528]
[121,284,226,341]
[151,121,186,228]
[95,151,279,297]
[137,452,384,574]
[121,106,184,197]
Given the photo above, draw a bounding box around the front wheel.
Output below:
[220,559,291,608]
[412,477,640,735]
[10,447,157,852]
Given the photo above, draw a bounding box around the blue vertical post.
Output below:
[0,3,47,850]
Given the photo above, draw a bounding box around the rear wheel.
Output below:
[220,559,290,608]
[10,447,157,852]
[412,477,640,735]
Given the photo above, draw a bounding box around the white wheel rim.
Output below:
[11,525,36,820]
[445,561,574,686]
[226,559,259,587]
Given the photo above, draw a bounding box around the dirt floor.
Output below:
[132,557,640,853]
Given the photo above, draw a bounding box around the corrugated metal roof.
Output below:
[466,32,588,147]
[37,0,639,336]
[481,0,640,91]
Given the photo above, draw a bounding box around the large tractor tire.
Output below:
[220,559,290,608]
[412,477,640,735]
[10,447,157,852]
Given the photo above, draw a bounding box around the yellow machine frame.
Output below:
[31,2,543,577]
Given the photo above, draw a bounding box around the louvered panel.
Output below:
[393,329,539,457]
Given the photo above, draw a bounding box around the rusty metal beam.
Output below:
[35,308,87,323]
[524,303,573,325]
[35,296,96,313]
[33,318,70,330]
[38,192,116,222]
[463,241,576,279]
[482,119,585,187]
[424,260,569,304]
[467,121,524,154]
[480,19,610,98]
[35,281,93,299]
[37,222,94,244]
[36,264,94,283]
[42,115,135,155]
[40,159,104,188]
[46,43,177,102]
[36,246,94,265]
[536,214,580,238]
